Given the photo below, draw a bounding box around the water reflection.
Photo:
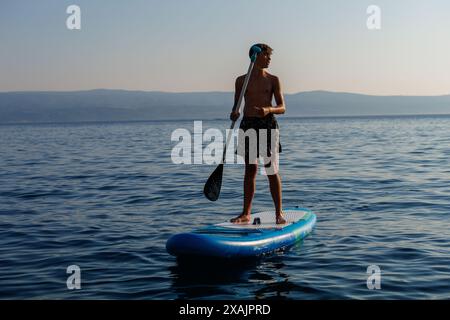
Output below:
[169,255,301,299]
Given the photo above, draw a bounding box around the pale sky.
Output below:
[1,0,450,95]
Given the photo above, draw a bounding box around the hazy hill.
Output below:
[0,89,449,123]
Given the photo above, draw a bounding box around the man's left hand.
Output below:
[255,106,271,117]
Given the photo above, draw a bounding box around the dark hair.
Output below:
[249,43,273,58]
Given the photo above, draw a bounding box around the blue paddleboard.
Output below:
[166,207,316,258]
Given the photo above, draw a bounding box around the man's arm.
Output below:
[230,76,244,121]
[268,76,286,115]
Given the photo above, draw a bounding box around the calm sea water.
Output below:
[1,115,449,299]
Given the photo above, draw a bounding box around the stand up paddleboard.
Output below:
[166,207,316,259]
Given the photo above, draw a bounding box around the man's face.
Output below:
[256,52,271,69]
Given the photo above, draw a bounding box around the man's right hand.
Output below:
[230,110,240,121]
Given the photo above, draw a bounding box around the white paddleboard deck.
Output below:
[216,209,309,230]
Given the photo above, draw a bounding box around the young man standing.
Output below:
[230,44,286,225]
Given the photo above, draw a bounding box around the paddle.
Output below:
[203,45,262,201]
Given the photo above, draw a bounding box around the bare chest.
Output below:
[245,78,273,98]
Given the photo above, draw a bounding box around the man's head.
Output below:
[249,43,273,69]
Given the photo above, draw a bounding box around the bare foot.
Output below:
[230,213,251,224]
[276,214,286,225]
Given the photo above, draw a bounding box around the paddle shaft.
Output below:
[222,60,256,162]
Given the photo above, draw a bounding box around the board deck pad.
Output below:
[216,209,309,230]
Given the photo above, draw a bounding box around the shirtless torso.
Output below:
[237,71,275,117]
[231,69,285,120]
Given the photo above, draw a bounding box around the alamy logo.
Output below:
[66,5,81,30]
[366,265,381,290]
[66,265,81,290]
[171,121,279,164]
[367,5,381,30]
[171,121,280,175]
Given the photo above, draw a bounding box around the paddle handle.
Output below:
[222,60,256,162]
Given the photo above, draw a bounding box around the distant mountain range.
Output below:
[0,89,450,123]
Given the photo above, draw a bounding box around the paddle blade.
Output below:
[203,164,224,201]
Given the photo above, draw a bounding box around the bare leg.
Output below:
[231,164,258,223]
[267,173,286,224]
